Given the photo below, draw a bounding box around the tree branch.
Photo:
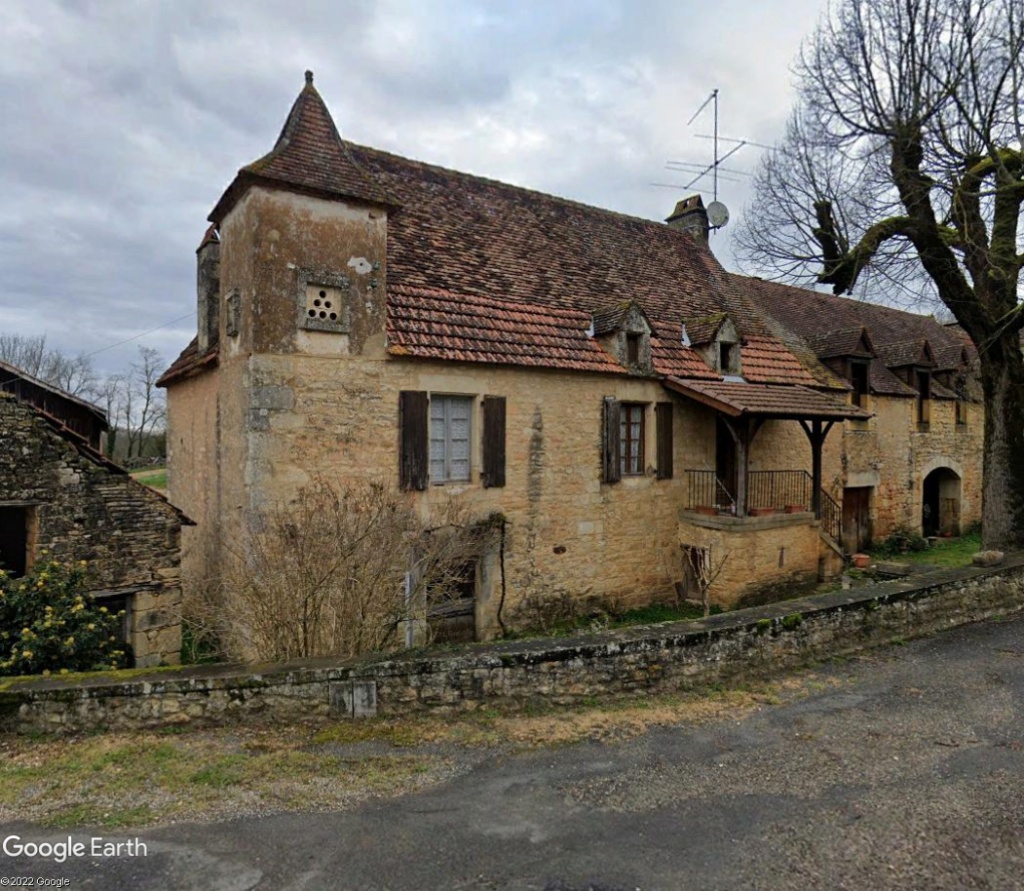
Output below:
[814,207,913,294]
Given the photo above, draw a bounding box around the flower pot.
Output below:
[785,504,804,514]
[851,553,871,569]
[749,507,774,517]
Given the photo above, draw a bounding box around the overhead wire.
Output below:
[83,313,193,358]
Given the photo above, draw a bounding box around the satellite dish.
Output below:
[707,201,730,229]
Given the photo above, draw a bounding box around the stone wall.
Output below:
[5,554,1021,735]
[678,511,825,607]
[0,394,183,666]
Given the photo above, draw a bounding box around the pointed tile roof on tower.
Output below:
[209,71,395,223]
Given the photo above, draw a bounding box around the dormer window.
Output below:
[916,370,931,427]
[590,301,653,374]
[627,333,641,366]
[682,312,741,377]
[719,341,740,375]
[850,361,869,407]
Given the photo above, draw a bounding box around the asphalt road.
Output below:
[3,611,1024,891]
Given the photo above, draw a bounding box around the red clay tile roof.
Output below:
[736,276,974,397]
[386,285,625,374]
[930,379,959,400]
[664,378,871,420]
[197,224,219,252]
[874,338,935,369]
[683,313,728,346]
[166,79,855,392]
[591,302,654,337]
[346,143,820,385]
[739,337,821,386]
[209,72,394,224]
[804,327,875,359]
[156,338,218,388]
[649,337,723,380]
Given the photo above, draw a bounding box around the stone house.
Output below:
[0,362,187,666]
[159,72,980,634]
[738,278,982,555]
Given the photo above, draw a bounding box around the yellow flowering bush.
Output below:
[0,559,129,676]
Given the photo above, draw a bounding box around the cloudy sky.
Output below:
[0,0,830,377]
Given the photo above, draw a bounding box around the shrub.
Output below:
[218,478,481,662]
[875,525,928,555]
[0,559,129,676]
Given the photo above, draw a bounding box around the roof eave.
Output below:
[208,171,401,226]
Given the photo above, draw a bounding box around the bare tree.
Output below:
[682,545,729,617]
[96,374,127,458]
[0,333,97,397]
[0,334,47,376]
[125,347,166,459]
[736,0,1024,549]
[218,478,481,661]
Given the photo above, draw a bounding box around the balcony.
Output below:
[683,469,841,542]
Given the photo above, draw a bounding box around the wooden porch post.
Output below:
[799,419,834,520]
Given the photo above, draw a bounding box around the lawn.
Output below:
[130,466,167,492]
[868,530,982,568]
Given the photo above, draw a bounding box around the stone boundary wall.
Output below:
[3,555,1024,734]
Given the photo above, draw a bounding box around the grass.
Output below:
[130,466,167,491]
[0,727,436,830]
[511,601,724,641]
[608,602,722,627]
[0,663,185,693]
[868,530,982,568]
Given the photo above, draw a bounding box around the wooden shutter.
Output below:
[602,397,621,483]
[399,391,428,491]
[656,402,674,480]
[482,395,506,488]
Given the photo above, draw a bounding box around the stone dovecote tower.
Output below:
[162,72,401,614]
[208,70,398,361]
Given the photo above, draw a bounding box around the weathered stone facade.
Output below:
[0,393,185,666]
[4,555,1021,735]
[161,75,983,631]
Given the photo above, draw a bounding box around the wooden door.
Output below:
[715,418,737,507]
[842,487,872,553]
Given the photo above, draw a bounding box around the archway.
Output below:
[922,467,961,537]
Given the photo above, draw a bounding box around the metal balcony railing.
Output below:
[684,468,843,544]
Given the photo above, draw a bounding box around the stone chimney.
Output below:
[666,195,709,244]
[196,224,221,351]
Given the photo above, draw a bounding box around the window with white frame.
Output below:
[429,396,472,483]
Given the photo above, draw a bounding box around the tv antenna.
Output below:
[651,89,769,230]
